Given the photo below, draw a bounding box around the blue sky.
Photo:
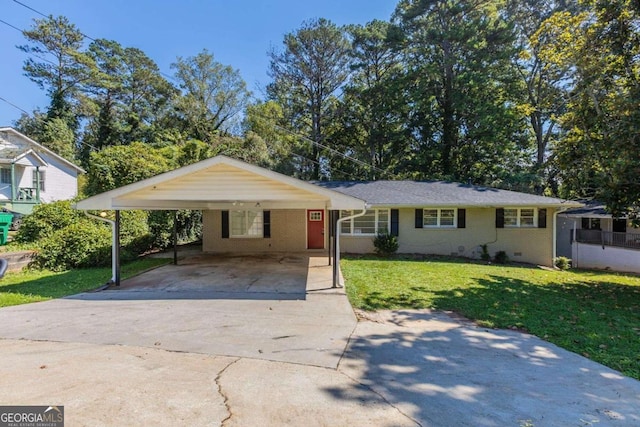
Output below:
[0,0,397,126]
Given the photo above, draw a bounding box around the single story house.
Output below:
[75,155,581,286]
[0,127,85,214]
[557,201,640,273]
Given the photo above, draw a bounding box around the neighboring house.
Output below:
[76,156,581,286]
[0,127,85,214]
[557,201,640,273]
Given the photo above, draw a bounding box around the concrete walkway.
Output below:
[0,254,639,425]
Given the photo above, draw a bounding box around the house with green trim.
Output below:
[0,127,85,214]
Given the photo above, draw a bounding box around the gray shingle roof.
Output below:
[559,200,613,217]
[314,180,580,207]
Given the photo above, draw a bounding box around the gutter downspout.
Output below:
[334,207,368,288]
[84,211,119,286]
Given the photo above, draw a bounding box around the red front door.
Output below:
[307,210,325,249]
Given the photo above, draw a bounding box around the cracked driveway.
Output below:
[0,255,639,426]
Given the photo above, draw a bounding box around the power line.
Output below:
[0,17,23,32]
[12,0,46,18]
[0,96,29,115]
[10,0,177,83]
[0,18,58,66]
[12,0,96,41]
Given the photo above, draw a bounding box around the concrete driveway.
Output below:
[0,254,354,368]
[0,254,639,426]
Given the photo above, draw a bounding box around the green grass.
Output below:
[342,255,640,380]
[0,258,170,308]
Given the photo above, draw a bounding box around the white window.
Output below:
[32,170,45,192]
[230,210,263,238]
[423,208,456,228]
[0,169,11,184]
[340,209,390,235]
[504,208,537,228]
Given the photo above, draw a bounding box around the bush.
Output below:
[34,220,111,271]
[148,210,202,249]
[480,244,491,261]
[554,256,571,270]
[494,250,509,264]
[373,231,399,256]
[15,200,83,243]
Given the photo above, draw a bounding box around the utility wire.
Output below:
[12,0,96,41]
[0,95,29,115]
[0,17,23,32]
[0,18,58,66]
[12,0,46,18]
[7,1,386,179]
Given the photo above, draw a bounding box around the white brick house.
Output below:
[0,127,84,213]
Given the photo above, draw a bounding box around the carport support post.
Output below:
[115,210,121,286]
[173,210,178,265]
[331,211,340,288]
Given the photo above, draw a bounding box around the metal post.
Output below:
[10,163,15,202]
[173,210,178,265]
[327,210,332,266]
[115,210,121,286]
[334,208,368,288]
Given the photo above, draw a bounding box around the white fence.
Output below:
[572,242,640,274]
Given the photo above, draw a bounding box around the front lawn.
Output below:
[0,258,170,308]
[342,255,640,380]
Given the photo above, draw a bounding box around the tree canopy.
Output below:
[12,1,640,217]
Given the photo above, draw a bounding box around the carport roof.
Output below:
[74,155,366,211]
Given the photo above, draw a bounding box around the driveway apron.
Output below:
[0,254,356,369]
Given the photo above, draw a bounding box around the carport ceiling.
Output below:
[75,155,366,211]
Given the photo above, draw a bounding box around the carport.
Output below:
[74,155,366,287]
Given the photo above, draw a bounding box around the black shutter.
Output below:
[221,210,229,238]
[415,209,423,228]
[496,208,505,228]
[391,209,399,236]
[538,208,547,228]
[457,209,466,228]
[263,210,271,238]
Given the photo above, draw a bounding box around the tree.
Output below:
[507,0,576,193]
[84,142,172,196]
[395,0,531,185]
[14,112,76,161]
[80,39,178,160]
[268,18,351,179]
[330,20,410,179]
[243,101,299,173]
[19,15,93,132]
[172,50,250,141]
[538,0,640,218]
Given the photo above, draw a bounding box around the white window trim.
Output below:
[230,210,264,238]
[504,207,538,228]
[340,209,390,236]
[422,208,457,228]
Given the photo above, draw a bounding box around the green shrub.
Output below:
[373,230,399,256]
[494,250,509,264]
[34,220,111,271]
[15,200,83,243]
[480,244,491,261]
[148,210,202,249]
[554,256,571,270]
